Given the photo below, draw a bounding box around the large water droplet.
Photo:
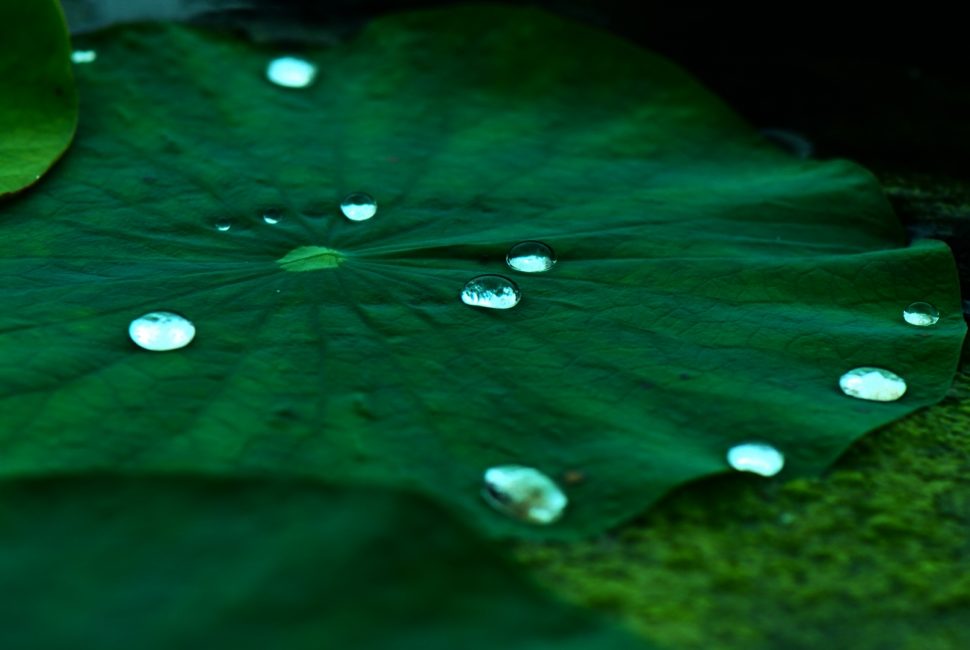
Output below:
[839,367,907,402]
[727,443,785,477]
[903,302,940,326]
[506,241,557,273]
[482,465,567,525]
[129,312,196,351]
[266,56,317,88]
[461,275,521,309]
[340,193,377,221]
[262,209,283,225]
[215,219,232,232]
[71,50,97,64]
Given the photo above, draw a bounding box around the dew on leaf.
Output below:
[262,209,283,225]
[482,465,567,525]
[128,312,195,351]
[727,442,785,477]
[340,192,377,221]
[903,301,940,326]
[214,219,232,232]
[460,275,521,309]
[71,50,96,64]
[839,367,907,402]
[266,56,316,88]
[760,127,814,159]
[506,241,557,273]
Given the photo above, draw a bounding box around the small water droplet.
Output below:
[839,367,907,402]
[262,209,283,225]
[215,219,232,232]
[727,443,785,477]
[71,50,97,64]
[266,56,317,88]
[903,302,940,326]
[461,275,521,309]
[129,311,195,351]
[482,465,567,525]
[506,241,557,273]
[340,193,377,221]
[760,128,814,159]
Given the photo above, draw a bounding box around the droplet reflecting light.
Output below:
[266,56,317,88]
[903,302,940,326]
[340,193,377,221]
[262,209,282,225]
[71,50,97,64]
[129,312,195,351]
[215,219,232,232]
[506,241,557,273]
[482,465,567,525]
[460,275,521,309]
[839,367,907,402]
[760,128,814,159]
[727,443,785,477]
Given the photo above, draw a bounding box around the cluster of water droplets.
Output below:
[832,301,942,402]
[136,64,952,522]
[214,194,378,233]
[459,241,556,310]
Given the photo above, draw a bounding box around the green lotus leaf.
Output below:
[0,5,964,538]
[0,475,653,649]
[0,0,78,198]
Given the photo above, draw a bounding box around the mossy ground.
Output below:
[514,173,970,650]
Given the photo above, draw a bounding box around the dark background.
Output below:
[64,1,970,173]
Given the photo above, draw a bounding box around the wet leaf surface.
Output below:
[0,6,964,538]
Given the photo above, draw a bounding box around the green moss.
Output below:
[514,175,970,649]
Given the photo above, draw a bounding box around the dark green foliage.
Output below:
[0,475,652,650]
[0,6,963,541]
[0,0,77,197]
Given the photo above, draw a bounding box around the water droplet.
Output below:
[71,50,97,64]
[266,56,317,88]
[215,219,232,232]
[262,209,283,225]
[839,367,907,402]
[506,241,557,273]
[903,302,940,326]
[760,128,814,159]
[482,465,567,525]
[340,193,377,221]
[461,275,521,309]
[129,312,196,352]
[727,443,785,477]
